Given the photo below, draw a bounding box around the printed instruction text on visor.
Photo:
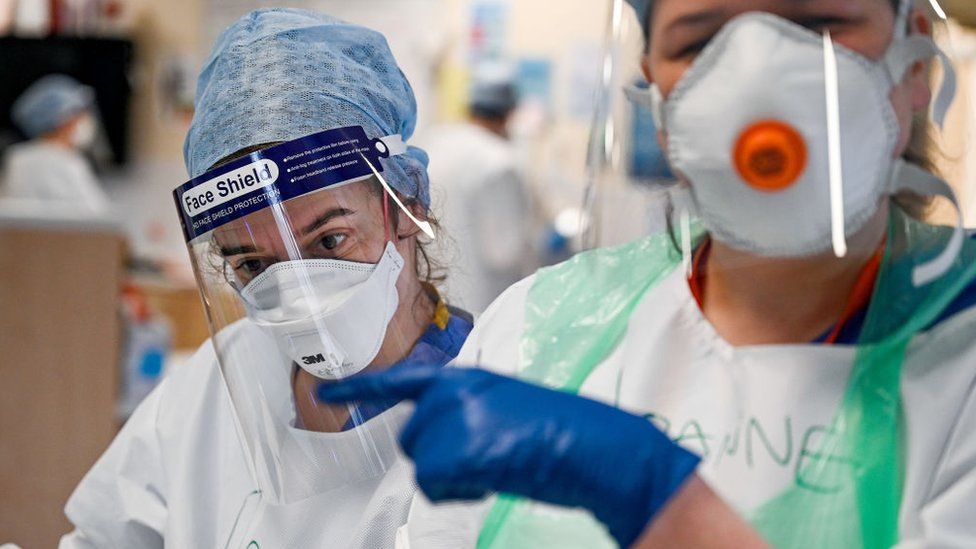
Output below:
[173,125,395,242]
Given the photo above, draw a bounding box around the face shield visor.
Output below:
[479,1,976,547]
[174,125,434,505]
[584,0,970,265]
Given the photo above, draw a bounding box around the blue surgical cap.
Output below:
[11,74,94,138]
[184,8,431,207]
[626,0,652,39]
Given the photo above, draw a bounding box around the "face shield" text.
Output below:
[182,159,280,217]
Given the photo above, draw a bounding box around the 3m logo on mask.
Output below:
[300,352,351,377]
[301,354,327,365]
[181,159,280,217]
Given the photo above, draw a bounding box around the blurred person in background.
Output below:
[1,74,109,215]
[421,62,534,315]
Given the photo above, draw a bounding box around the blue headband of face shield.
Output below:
[173,126,433,244]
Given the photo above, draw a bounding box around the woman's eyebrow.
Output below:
[300,207,355,236]
[662,8,725,41]
[219,243,259,257]
[216,207,356,256]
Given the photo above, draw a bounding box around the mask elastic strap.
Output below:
[383,187,392,242]
[359,151,435,240]
[890,160,965,286]
[680,208,692,278]
[895,0,913,40]
[668,185,696,277]
[623,83,666,130]
[884,35,957,129]
[927,0,949,20]
[823,31,848,258]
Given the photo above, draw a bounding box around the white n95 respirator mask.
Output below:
[239,241,404,380]
[627,11,961,283]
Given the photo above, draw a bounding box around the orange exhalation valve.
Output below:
[733,120,807,192]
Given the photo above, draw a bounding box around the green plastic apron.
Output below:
[476,207,976,549]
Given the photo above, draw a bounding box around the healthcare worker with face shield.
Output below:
[321,0,976,547]
[59,9,472,548]
[1,74,109,214]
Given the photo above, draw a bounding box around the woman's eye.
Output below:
[677,38,711,59]
[798,17,847,33]
[319,233,347,251]
[238,258,265,274]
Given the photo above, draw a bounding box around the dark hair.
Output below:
[364,178,447,287]
[470,104,514,123]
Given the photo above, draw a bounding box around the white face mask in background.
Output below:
[240,241,404,379]
[626,11,960,283]
[70,113,97,149]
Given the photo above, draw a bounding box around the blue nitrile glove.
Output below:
[318,364,701,547]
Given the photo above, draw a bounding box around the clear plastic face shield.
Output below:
[576,0,674,251]
[484,0,976,547]
[586,0,970,266]
[174,126,434,505]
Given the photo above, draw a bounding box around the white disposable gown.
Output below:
[1,141,109,215]
[59,323,418,549]
[421,124,533,314]
[403,268,976,547]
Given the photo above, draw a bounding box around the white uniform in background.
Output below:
[422,123,532,314]
[2,141,109,215]
[58,330,418,549]
[402,269,976,547]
